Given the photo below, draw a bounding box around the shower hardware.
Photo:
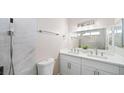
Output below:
[8,18,15,75]
[10,18,13,23]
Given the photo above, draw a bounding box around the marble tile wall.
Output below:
[0,18,39,75]
[13,18,38,75]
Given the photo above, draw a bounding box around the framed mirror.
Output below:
[77,28,106,49]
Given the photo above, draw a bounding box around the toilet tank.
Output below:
[37,58,55,75]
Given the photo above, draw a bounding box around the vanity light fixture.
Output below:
[77,20,95,27]
[91,32,100,35]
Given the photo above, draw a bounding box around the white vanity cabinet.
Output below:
[82,66,96,75]
[82,65,112,75]
[60,53,124,75]
[82,58,120,75]
[98,70,113,75]
[60,54,82,75]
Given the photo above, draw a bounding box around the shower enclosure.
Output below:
[0,18,38,75]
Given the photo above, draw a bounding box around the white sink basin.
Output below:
[87,54,108,59]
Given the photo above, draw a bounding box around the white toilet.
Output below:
[37,58,55,75]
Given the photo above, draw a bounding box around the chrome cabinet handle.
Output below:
[67,63,69,69]
[98,71,100,75]
[94,71,96,75]
[68,63,71,69]
[69,63,71,69]
[101,52,104,56]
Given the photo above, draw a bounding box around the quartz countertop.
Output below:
[60,49,124,67]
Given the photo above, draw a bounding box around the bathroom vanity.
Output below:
[59,49,124,75]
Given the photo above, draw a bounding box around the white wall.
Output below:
[36,18,70,74]
[36,18,68,59]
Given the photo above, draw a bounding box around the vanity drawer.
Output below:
[84,59,119,74]
[60,54,82,64]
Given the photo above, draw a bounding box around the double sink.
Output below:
[68,48,109,59]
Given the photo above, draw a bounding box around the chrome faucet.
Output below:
[70,48,79,54]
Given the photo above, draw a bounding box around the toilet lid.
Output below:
[37,58,55,66]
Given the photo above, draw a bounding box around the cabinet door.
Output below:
[119,67,124,75]
[84,59,119,74]
[60,61,69,75]
[83,66,113,75]
[68,62,81,75]
[83,66,96,75]
[98,70,113,75]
